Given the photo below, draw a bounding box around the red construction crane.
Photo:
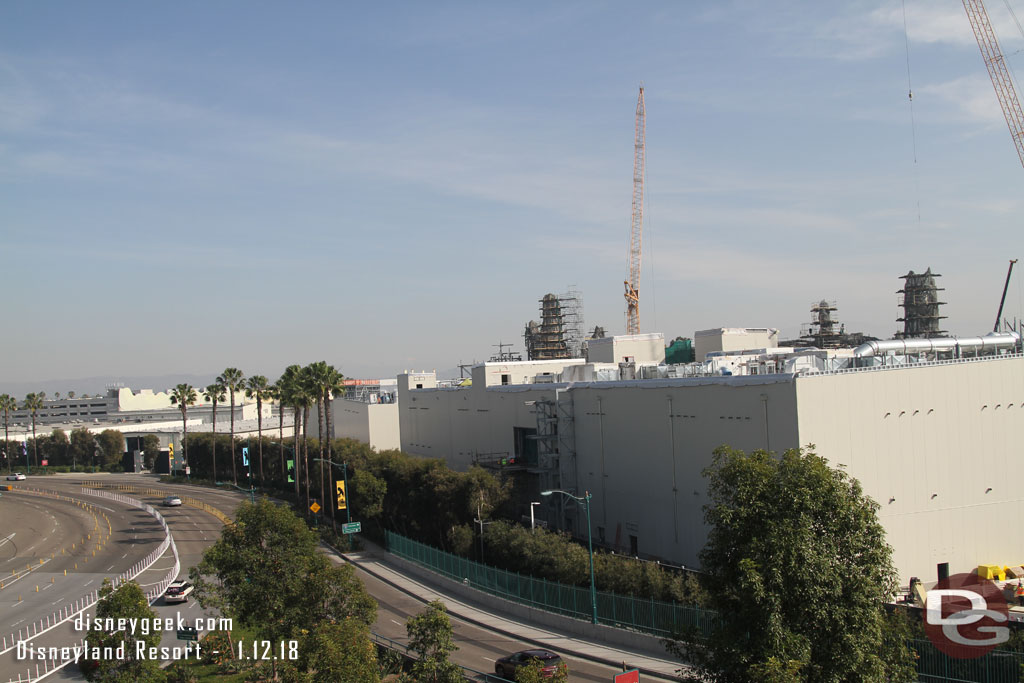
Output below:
[962,0,1024,170]
[624,86,646,335]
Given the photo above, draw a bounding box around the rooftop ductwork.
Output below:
[852,332,1021,358]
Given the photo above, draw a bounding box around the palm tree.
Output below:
[303,362,332,521]
[0,394,16,473]
[245,375,270,484]
[169,384,198,472]
[218,367,245,485]
[203,381,227,481]
[267,382,285,483]
[278,365,304,497]
[320,364,346,528]
[67,391,75,399]
[23,393,44,470]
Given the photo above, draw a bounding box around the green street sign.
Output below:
[177,626,198,641]
[342,521,361,534]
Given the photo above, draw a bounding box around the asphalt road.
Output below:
[3,474,655,682]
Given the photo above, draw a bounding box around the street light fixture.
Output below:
[216,481,256,504]
[541,488,597,624]
[529,501,540,531]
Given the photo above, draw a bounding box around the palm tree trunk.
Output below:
[317,397,326,526]
[31,416,37,468]
[293,405,301,501]
[325,394,335,530]
[256,395,264,484]
[230,392,237,485]
[211,400,217,482]
[303,405,311,515]
[181,407,188,470]
[278,408,284,485]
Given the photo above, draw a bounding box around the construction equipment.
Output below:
[962,0,1024,170]
[994,259,1018,332]
[624,87,646,335]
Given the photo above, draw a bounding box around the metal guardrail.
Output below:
[1,488,179,683]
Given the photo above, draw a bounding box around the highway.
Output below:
[2,474,662,682]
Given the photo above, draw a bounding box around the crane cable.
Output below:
[902,0,922,224]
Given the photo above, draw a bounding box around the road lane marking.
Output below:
[106,565,115,571]
[390,619,402,626]
[0,533,16,548]
[84,580,94,586]
[42,583,53,591]
[121,553,128,558]
[52,597,65,605]
[12,619,25,626]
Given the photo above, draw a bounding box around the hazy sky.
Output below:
[3,1,1023,386]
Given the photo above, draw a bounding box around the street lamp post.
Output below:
[529,501,540,531]
[313,458,351,545]
[541,489,597,625]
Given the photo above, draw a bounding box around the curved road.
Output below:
[4,474,663,682]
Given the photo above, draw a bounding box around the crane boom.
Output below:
[994,259,1018,332]
[962,0,1024,170]
[624,86,646,335]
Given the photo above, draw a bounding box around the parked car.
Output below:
[164,580,194,603]
[162,495,182,507]
[6,473,26,481]
[494,649,564,679]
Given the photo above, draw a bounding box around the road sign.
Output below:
[185,466,191,475]
[242,447,249,466]
[335,481,347,510]
[310,501,321,514]
[287,459,295,483]
[342,521,361,534]
[177,626,198,641]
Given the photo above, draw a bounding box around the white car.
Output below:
[6,473,26,481]
[162,495,182,507]
[164,580,194,603]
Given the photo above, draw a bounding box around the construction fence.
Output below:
[385,530,717,639]
[386,531,1024,683]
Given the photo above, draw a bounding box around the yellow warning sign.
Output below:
[310,502,321,514]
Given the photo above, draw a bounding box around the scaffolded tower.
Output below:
[801,300,843,348]
[525,294,572,360]
[897,268,947,339]
[559,286,585,359]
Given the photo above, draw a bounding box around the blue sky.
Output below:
[3,1,1023,386]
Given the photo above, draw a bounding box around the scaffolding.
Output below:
[560,286,585,359]
[800,300,844,348]
[525,294,570,360]
[897,268,947,339]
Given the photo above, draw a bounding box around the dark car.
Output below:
[494,649,563,679]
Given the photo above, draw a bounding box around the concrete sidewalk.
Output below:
[327,541,688,681]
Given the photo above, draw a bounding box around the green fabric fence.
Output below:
[385,531,1024,682]
[386,529,715,638]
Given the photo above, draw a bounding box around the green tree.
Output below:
[142,434,160,470]
[80,579,165,682]
[0,394,16,473]
[289,618,380,683]
[218,367,245,485]
[22,392,44,469]
[189,499,376,644]
[45,428,69,466]
[203,381,226,482]
[96,429,126,468]
[673,445,915,682]
[169,384,197,472]
[245,374,270,484]
[514,657,569,683]
[70,427,97,470]
[405,600,462,683]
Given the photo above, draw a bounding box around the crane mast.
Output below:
[962,0,1024,170]
[624,86,646,335]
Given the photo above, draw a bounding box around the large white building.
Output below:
[396,333,1024,585]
